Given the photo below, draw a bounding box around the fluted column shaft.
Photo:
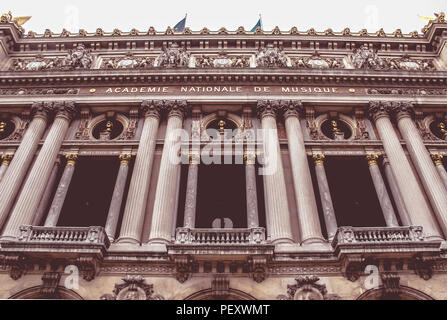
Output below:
[366,155,399,227]
[0,102,52,229]
[257,101,294,244]
[312,154,338,240]
[382,156,411,226]
[394,105,447,237]
[117,101,162,244]
[183,152,199,228]
[0,154,13,182]
[245,152,259,228]
[32,157,61,226]
[369,102,442,240]
[148,101,186,244]
[44,154,78,227]
[432,155,447,189]
[283,102,324,244]
[105,154,131,240]
[2,102,77,240]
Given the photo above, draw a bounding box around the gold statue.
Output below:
[1,11,31,25]
[0,121,5,133]
[439,122,447,133]
[105,120,113,132]
[331,120,341,133]
[218,120,226,133]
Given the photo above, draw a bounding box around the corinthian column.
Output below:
[256,100,294,244]
[312,154,338,240]
[1,102,78,240]
[366,154,399,227]
[368,101,442,240]
[391,102,447,237]
[148,100,187,244]
[183,152,200,228]
[105,154,131,241]
[0,154,13,182]
[281,101,324,244]
[44,154,78,227]
[431,154,447,189]
[0,102,52,229]
[244,152,259,228]
[117,101,163,244]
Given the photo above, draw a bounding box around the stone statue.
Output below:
[64,44,93,69]
[349,45,385,70]
[255,44,288,68]
[156,43,190,68]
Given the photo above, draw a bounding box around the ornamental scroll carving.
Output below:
[277,276,340,300]
[100,275,164,300]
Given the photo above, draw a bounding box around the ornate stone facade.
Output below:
[1,12,447,301]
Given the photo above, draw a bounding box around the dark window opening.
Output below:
[196,164,247,228]
[325,156,386,227]
[57,156,121,228]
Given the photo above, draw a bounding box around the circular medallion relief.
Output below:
[0,119,15,140]
[26,61,46,70]
[308,59,329,69]
[117,59,136,68]
[320,119,352,140]
[92,119,124,140]
[214,58,231,68]
[429,119,447,140]
[399,61,420,70]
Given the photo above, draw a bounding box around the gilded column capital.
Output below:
[140,100,163,119]
[65,154,78,166]
[391,101,415,122]
[166,100,187,119]
[1,154,14,166]
[54,101,78,121]
[366,154,379,166]
[188,152,200,165]
[244,152,256,165]
[368,101,392,122]
[312,154,325,166]
[431,154,444,166]
[119,154,132,166]
[31,101,53,120]
[281,100,304,119]
[256,100,281,119]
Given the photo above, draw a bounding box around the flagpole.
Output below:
[259,14,263,29]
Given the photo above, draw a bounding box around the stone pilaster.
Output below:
[312,154,338,240]
[368,101,442,240]
[105,154,131,241]
[44,154,78,227]
[382,156,411,226]
[183,152,200,228]
[244,152,259,228]
[256,100,294,244]
[366,154,399,227]
[0,102,52,229]
[148,100,187,244]
[281,100,324,244]
[1,102,78,240]
[117,101,163,244]
[32,157,62,226]
[0,154,13,182]
[431,154,447,190]
[392,102,447,237]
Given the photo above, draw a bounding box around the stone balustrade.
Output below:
[175,227,266,245]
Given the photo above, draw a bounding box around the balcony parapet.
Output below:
[0,226,110,281]
[174,227,267,245]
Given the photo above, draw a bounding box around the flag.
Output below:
[174,15,187,32]
[251,16,262,32]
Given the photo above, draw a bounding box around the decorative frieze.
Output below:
[195,53,250,68]
[291,52,344,69]
[0,88,79,95]
[101,53,155,69]
[100,275,164,300]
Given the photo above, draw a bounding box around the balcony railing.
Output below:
[332,226,425,248]
[16,225,110,248]
[175,227,266,245]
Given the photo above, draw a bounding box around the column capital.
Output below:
[256,100,281,119]
[244,152,256,165]
[141,100,163,119]
[65,154,78,166]
[312,154,325,166]
[31,101,53,120]
[391,101,415,121]
[366,154,379,166]
[54,101,78,121]
[368,101,392,122]
[165,100,188,119]
[281,100,304,119]
[188,152,200,165]
[431,154,444,166]
[1,153,14,166]
[119,153,132,166]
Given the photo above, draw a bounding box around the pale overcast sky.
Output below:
[1,0,445,34]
